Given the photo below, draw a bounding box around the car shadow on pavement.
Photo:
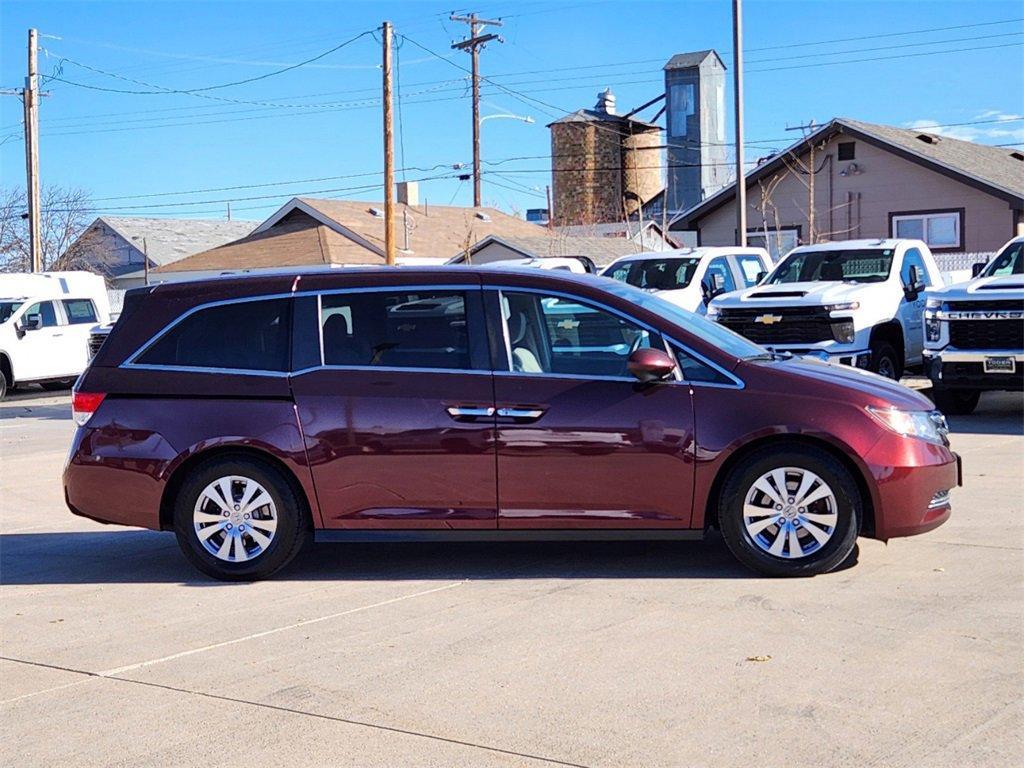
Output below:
[0,529,772,585]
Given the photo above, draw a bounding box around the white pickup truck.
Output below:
[599,247,774,314]
[707,239,943,379]
[922,235,1023,414]
[0,272,111,399]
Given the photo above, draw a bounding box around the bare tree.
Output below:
[0,185,102,273]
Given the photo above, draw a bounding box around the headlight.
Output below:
[925,316,942,342]
[706,306,721,321]
[825,301,860,312]
[831,319,855,343]
[866,406,948,444]
[925,298,943,310]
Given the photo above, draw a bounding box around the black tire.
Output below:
[0,369,7,401]
[173,456,310,581]
[869,340,901,380]
[932,387,980,415]
[718,445,861,577]
[40,379,75,391]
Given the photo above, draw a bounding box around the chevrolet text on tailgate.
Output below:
[923,236,1024,414]
[64,267,959,580]
[707,239,943,379]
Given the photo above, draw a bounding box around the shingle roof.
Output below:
[95,216,256,267]
[470,234,644,267]
[159,198,548,272]
[664,50,725,70]
[673,117,1024,226]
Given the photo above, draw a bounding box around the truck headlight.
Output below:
[866,406,948,444]
[925,298,943,310]
[825,301,860,312]
[706,306,721,321]
[925,315,942,342]
[831,319,855,343]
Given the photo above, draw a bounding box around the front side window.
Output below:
[891,210,962,249]
[22,301,58,328]
[705,257,736,293]
[983,240,1024,276]
[900,249,933,287]
[606,257,702,291]
[320,290,470,370]
[767,249,894,284]
[62,299,98,324]
[502,291,659,378]
[136,298,290,371]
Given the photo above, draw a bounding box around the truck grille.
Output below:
[88,331,108,360]
[717,308,834,344]
[946,299,1024,311]
[949,320,1023,350]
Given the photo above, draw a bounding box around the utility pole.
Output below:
[25,28,42,272]
[450,13,503,208]
[731,1,746,247]
[382,21,396,266]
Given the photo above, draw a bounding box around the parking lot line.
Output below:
[97,580,464,677]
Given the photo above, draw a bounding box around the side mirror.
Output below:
[627,348,676,383]
[754,270,767,284]
[972,262,986,278]
[700,280,723,305]
[22,313,42,331]
[903,265,924,301]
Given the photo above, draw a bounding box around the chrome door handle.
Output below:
[496,407,546,421]
[446,405,495,421]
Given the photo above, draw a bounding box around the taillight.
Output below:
[72,391,106,426]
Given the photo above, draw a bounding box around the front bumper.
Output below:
[924,349,1024,391]
[764,345,872,369]
[863,433,960,540]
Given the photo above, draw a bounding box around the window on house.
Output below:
[837,142,856,161]
[747,228,800,260]
[136,298,291,371]
[891,210,962,250]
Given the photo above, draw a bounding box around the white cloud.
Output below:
[902,110,1024,144]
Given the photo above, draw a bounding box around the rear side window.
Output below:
[734,254,766,287]
[136,298,291,371]
[320,290,470,370]
[62,299,98,324]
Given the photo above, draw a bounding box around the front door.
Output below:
[898,248,930,365]
[13,300,66,380]
[290,286,497,529]
[488,289,696,529]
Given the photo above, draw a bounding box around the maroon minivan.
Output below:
[64,268,959,580]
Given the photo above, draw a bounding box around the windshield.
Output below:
[982,241,1024,276]
[605,258,702,291]
[600,279,766,360]
[0,301,23,324]
[767,248,894,284]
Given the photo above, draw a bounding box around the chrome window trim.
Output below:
[489,285,744,389]
[121,363,289,378]
[293,364,493,377]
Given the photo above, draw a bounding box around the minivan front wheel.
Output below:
[173,457,309,581]
[719,446,860,577]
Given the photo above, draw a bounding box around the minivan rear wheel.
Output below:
[173,457,309,581]
[718,445,860,577]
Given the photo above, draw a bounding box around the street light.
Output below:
[480,113,535,125]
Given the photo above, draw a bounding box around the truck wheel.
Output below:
[718,445,860,577]
[932,387,980,415]
[173,456,310,581]
[870,340,901,380]
[0,370,6,401]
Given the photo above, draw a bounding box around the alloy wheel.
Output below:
[193,475,278,562]
[742,467,838,559]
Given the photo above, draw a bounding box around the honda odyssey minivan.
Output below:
[64,268,959,580]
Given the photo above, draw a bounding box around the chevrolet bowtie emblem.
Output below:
[755,314,783,325]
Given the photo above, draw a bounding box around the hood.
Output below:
[742,355,934,411]
[929,274,1024,302]
[711,281,870,309]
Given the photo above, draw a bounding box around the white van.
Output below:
[599,247,773,314]
[0,272,111,399]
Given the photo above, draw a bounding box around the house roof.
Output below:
[159,197,547,273]
[664,50,725,70]
[93,216,256,268]
[672,117,1024,228]
[547,109,660,130]
[468,234,644,267]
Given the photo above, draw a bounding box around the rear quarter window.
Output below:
[134,298,291,372]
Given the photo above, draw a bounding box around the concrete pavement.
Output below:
[1,390,1021,767]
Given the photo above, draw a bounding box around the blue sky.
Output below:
[1,0,1022,223]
